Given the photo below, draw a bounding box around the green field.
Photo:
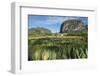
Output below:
[28,35,88,60]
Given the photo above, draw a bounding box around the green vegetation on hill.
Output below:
[29,27,52,36]
[60,19,87,33]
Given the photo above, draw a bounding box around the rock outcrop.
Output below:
[60,19,87,33]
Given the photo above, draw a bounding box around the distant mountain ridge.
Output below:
[28,19,88,36]
[29,27,51,36]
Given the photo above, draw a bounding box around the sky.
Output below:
[28,15,88,33]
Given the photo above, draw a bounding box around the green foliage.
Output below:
[29,27,52,37]
[28,36,88,61]
[28,20,88,61]
[64,30,87,36]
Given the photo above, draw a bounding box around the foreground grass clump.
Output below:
[28,36,88,61]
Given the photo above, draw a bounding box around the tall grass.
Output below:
[28,36,88,61]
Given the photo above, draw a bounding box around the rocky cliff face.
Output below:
[60,19,87,33]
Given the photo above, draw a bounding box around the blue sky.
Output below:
[28,15,88,33]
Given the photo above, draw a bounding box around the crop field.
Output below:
[28,36,88,60]
[28,15,88,61]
